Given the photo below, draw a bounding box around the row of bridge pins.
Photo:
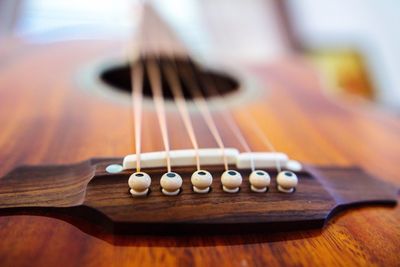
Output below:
[128,169,298,196]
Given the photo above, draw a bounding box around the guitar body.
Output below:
[0,39,399,266]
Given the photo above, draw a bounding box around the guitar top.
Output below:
[0,4,400,267]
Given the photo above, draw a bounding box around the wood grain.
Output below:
[0,159,397,235]
[0,39,399,266]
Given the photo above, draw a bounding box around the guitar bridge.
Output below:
[0,158,397,235]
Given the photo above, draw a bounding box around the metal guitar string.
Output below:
[160,19,236,172]
[209,74,281,172]
[146,60,172,172]
[199,73,255,171]
[155,14,260,173]
[139,6,276,173]
[130,57,144,172]
[162,59,201,171]
[177,60,229,171]
[127,15,145,173]
[245,112,281,172]
[144,27,172,173]
[148,12,203,172]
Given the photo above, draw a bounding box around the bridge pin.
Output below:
[249,170,270,193]
[221,170,242,193]
[191,170,213,193]
[277,171,298,193]
[160,172,182,196]
[128,172,151,196]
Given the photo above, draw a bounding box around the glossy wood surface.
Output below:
[0,40,399,266]
[0,158,397,235]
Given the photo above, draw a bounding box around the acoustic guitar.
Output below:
[0,4,399,267]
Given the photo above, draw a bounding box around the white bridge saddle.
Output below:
[122,148,302,171]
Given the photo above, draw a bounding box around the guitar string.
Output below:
[146,58,172,173]
[141,6,279,173]
[177,59,229,171]
[128,14,145,173]
[244,112,281,172]
[162,59,201,171]
[199,72,256,171]
[131,57,144,172]
[158,12,234,172]
[209,73,282,172]
[143,16,173,173]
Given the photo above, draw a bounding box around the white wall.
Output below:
[287,0,400,110]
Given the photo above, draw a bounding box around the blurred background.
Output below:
[1,0,399,111]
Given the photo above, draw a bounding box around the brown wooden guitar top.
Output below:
[0,39,399,266]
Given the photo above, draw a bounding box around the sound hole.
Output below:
[100,56,239,100]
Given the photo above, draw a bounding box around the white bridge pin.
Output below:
[221,170,242,193]
[128,172,151,196]
[249,170,270,193]
[191,170,213,193]
[160,172,182,196]
[277,171,298,193]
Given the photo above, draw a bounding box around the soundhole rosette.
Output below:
[78,55,263,111]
